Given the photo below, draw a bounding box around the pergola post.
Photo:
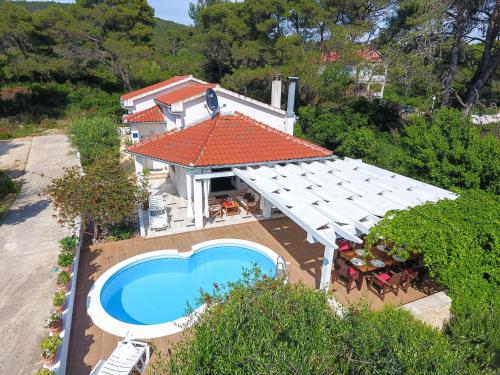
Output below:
[186,170,193,218]
[193,179,204,229]
[203,178,210,217]
[261,198,272,218]
[320,245,336,290]
[134,155,146,237]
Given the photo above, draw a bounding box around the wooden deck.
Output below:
[67,217,426,374]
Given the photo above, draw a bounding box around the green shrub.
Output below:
[66,86,121,120]
[35,368,55,375]
[57,271,71,286]
[166,272,347,374]
[53,290,66,307]
[297,106,500,194]
[0,170,19,199]
[367,190,500,369]
[59,236,78,252]
[108,222,135,241]
[45,159,149,237]
[342,307,480,374]
[401,109,500,194]
[68,116,120,166]
[162,270,479,375]
[57,252,73,268]
[39,335,62,358]
[0,169,20,220]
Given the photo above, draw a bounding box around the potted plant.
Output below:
[362,248,374,263]
[53,290,66,312]
[56,271,71,289]
[40,335,62,366]
[57,252,73,272]
[35,368,55,375]
[59,235,77,253]
[44,312,63,335]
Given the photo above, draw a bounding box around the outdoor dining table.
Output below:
[340,245,418,287]
[222,199,240,216]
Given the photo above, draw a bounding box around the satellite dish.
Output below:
[205,88,219,118]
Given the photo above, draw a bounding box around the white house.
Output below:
[122,75,455,290]
[127,111,333,226]
[320,50,387,99]
[121,75,296,144]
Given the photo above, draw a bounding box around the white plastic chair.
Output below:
[89,334,151,375]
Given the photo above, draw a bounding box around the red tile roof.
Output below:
[128,113,332,167]
[321,49,383,63]
[121,75,190,100]
[155,84,216,106]
[123,105,165,123]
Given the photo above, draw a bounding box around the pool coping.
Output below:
[86,238,279,339]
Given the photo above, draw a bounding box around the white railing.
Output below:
[45,219,83,375]
[275,256,289,282]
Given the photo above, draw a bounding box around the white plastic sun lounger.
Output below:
[148,196,169,231]
[90,335,151,375]
[148,195,165,211]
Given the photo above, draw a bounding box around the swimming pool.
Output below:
[87,239,279,338]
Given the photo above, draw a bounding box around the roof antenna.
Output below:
[205,88,219,118]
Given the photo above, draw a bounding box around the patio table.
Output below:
[222,200,240,216]
[340,245,418,287]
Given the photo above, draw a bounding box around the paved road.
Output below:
[0,135,78,374]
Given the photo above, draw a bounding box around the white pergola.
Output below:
[233,157,457,289]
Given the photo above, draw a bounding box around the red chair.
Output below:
[336,239,352,253]
[395,266,418,293]
[367,271,406,301]
[331,259,361,294]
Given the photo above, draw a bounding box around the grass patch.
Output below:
[0,170,21,221]
[0,118,67,140]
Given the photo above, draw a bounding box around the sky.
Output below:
[27,0,194,25]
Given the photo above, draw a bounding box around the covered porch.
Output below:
[135,158,285,237]
[126,111,335,237]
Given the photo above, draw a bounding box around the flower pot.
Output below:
[54,302,66,313]
[47,317,63,335]
[41,352,56,367]
[56,279,71,291]
[49,323,62,336]
[61,265,72,273]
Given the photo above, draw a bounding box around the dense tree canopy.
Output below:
[297,106,499,194]
[0,0,498,116]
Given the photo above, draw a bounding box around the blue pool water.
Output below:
[100,245,275,325]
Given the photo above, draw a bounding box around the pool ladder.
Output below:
[275,256,289,282]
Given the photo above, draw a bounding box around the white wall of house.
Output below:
[164,110,179,130]
[167,90,291,134]
[138,157,165,171]
[123,78,204,113]
[169,165,189,199]
[130,123,167,142]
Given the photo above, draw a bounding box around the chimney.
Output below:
[271,77,282,108]
[286,77,298,118]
